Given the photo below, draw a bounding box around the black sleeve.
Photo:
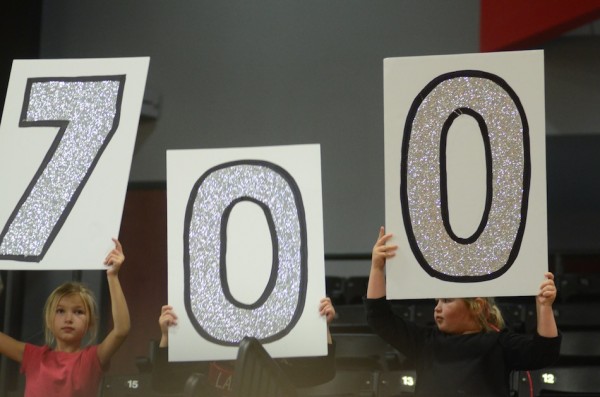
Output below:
[278,341,336,388]
[150,346,209,393]
[500,330,562,371]
[364,296,426,360]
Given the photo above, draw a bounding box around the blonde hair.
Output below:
[463,297,505,332]
[43,282,99,347]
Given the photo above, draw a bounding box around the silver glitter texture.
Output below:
[406,76,525,277]
[188,163,302,343]
[0,79,121,258]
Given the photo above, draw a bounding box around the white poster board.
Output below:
[0,57,149,270]
[167,144,327,361]
[384,50,547,299]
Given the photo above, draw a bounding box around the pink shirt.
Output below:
[20,344,104,397]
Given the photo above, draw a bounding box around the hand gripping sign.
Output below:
[384,50,547,299]
[167,145,327,361]
[0,58,149,270]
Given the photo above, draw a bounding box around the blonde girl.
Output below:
[42,282,98,348]
[365,227,561,397]
[0,238,130,397]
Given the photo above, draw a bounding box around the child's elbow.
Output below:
[114,322,131,340]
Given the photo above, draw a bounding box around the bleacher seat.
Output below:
[377,369,417,396]
[296,370,377,397]
[331,304,370,333]
[553,303,600,330]
[333,333,404,371]
[101,373,153,396]
[519,366,600,396]
[326,276,346,306]
[411,300,436,327]
[232,337,297,397]
[297,333,410,397]
[558,330,600,366]
[558,273,600,303]
[498,303,527,332]
[344,277,369,305]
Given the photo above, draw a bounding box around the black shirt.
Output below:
[365,297,561,397]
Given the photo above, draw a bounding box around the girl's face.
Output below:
[51,293,89,350]
[434,298,481,335]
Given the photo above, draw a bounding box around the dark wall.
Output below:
[109,186,168,375]
[35,1,600,256]
[547,135,600,254]
[0,1,41,112]
[38,0,481,255]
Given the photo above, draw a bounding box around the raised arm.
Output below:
[0,332,25,363]
[97,238,130,367]
[536,272,558,338]
[367,227,397,299]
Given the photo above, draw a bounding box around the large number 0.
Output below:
[401,70,530,282]
[0,76,125,262]
[184,160,307,345]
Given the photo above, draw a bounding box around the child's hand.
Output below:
[158,305,178,347]
[537,272,557,307]
[372,226,397,271]
[319,297,336,324]
[159,305,178,335]
[104,238,124,276]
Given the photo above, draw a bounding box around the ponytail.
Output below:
[464,297,505,332]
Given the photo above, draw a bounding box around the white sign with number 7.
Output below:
[0,57,149,270]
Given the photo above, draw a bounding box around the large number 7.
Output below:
[0,76,125,262]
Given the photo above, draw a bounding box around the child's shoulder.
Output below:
[23,343,49,355]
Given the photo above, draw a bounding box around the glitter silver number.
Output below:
[401,71,530,282]
[0,76,125,261]
[184,160,307,345]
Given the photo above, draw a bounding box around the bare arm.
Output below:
[0,332,25,363]
[97,239,130,367]
[367,227,397,299]
[536,272,558,338]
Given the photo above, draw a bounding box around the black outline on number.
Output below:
[220,196,279,310]
[0,75,126,262]
[440,107,493,244]
[400,70,531,282]
[183,159,308,346]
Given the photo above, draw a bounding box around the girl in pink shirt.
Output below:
[0,239,130,397]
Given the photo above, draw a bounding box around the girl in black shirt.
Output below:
[365,227,561,397]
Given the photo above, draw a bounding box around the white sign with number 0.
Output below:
[384,50,547,299]
[167,144,327,361]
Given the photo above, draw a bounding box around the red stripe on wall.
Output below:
[480,0,600,52]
